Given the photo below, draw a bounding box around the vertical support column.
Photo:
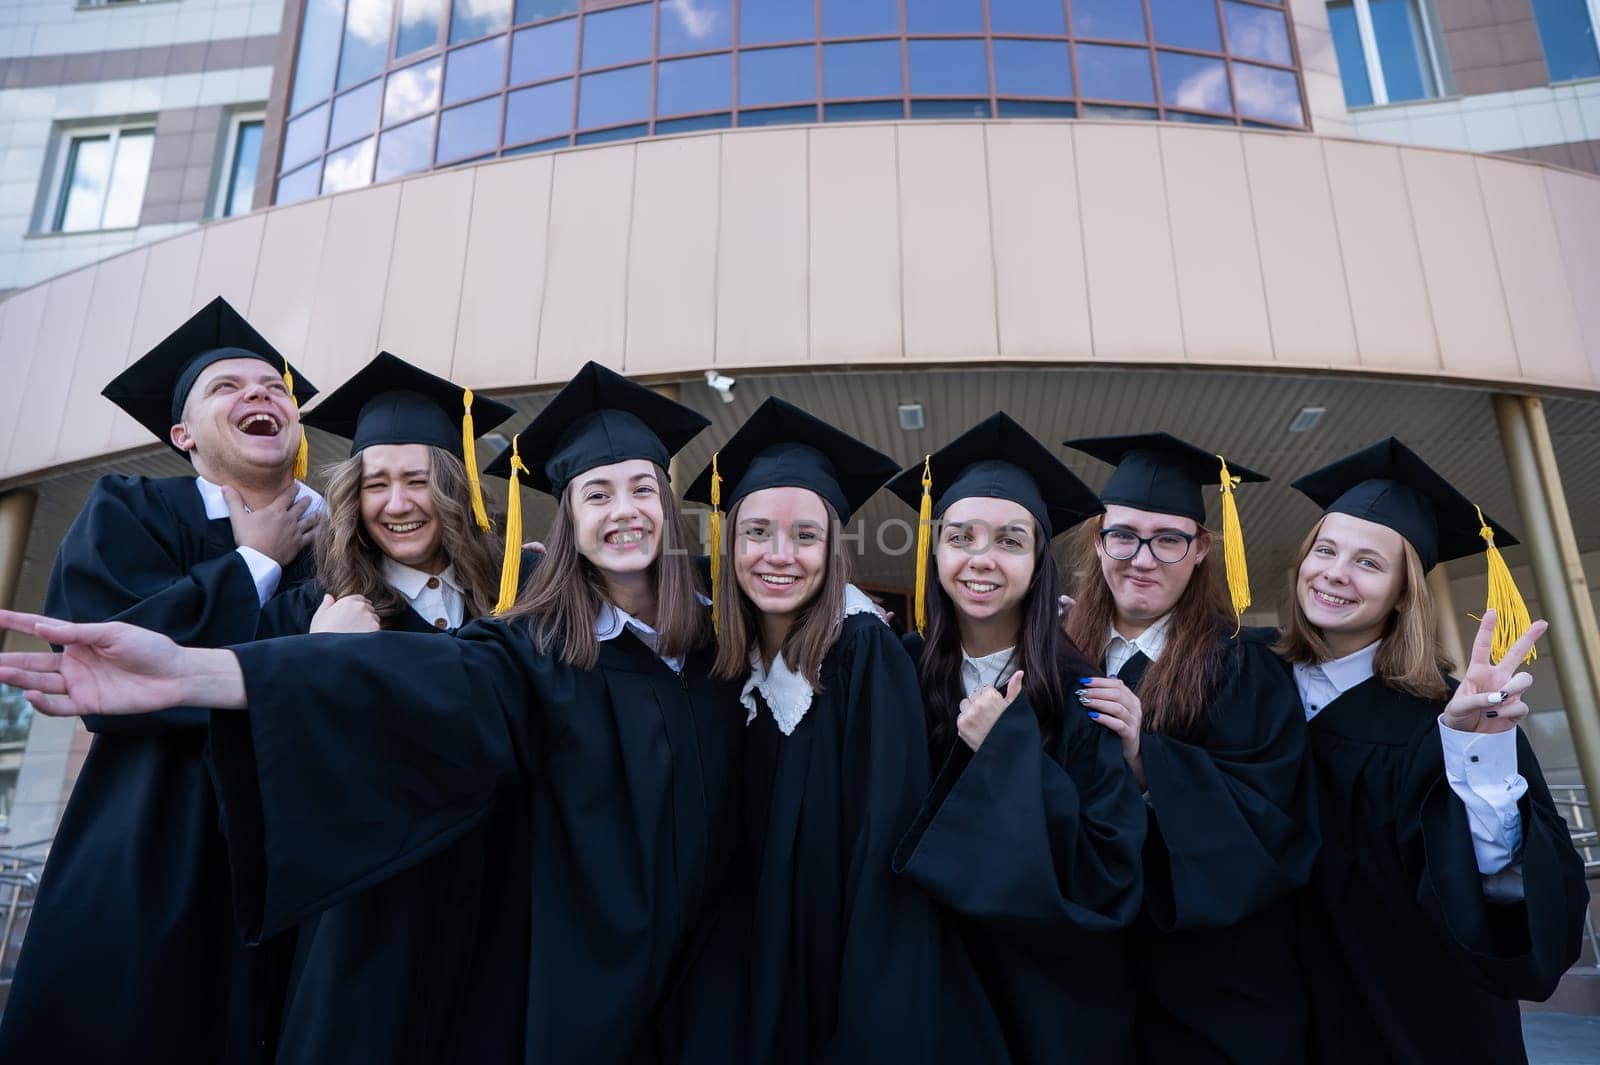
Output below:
[0,489,38,623]
[1426,562,1467,674]
[1493,394,1600,802]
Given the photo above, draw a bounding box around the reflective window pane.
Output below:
[992,39,1072,97]
[1369,0,1436,101]
[822,40,902,98]
[576,122,648,143]
[824,99,904,121]
[102,129,154,229]
[511,17,576,83]
[908,39,988,95]
[505,78,574,141]
[988,0,1067,35]
[516,0,578,22]
[322,135,376,193]
[450,0,510,43]
[395,0,444,58]
[329,79,383,148]
[1165,108,1231,124]
[1223,1,1291,65]
[1079,102,1157,119]
[56,136,112,231]
[1157,50,1230,111]
[1326,1,1373,107]
[223,121,264,217]
[739,0,816,44]
[1149,0,1221,51]
[1072,0,1147,41]
[996,98,1075,116]
[738,104,818,126]
[282,103,331,170]
[505,135,570,154]
[578,63,652,127]
[1075,43,1154,101]
[657,53,733,115]
[657,112,732,133]
[445,34,508,104]
[292,0,347,113]
[436,96,502,160]
[910,98,990,117]
[338,0,396,90]
[661,0,732,54]
[1232,61,1302,123]
[739,45,818,106]
[821,0,898,37]
[582,2,654,68]
[376,113,437,180]
[904,0,984,33]
[1530,0,1600,80]
[276,162,321,204]
[385,57,443,124]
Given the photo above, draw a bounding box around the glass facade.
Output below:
[276,0,1308,203]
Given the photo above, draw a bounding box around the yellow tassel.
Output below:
[708,453,723,638]
[1216,455,1251,633]
[493,435,528,615]
[284,368,308,481]
[1475,504,1535,664]
[914,455,933,637]
[462,388,491,532]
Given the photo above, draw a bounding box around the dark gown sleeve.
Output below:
[894,685,1145,946]
[1139,635,1319,930]
[209,619,547,941]
[1402,722,1590,1000]
[46,477,261,735]
[254,578,324,638]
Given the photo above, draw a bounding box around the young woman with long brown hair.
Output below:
[683,396,932,1065]
[1280,438,1587,1065]
[886,413,1146,1065]
[1062,432,1318,1065]
[0,362,745,1065]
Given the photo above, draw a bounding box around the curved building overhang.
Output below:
[2,118,1599,490]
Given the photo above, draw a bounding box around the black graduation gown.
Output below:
[205,616,743,1064]
[1295,674,1590,1065]
[0,475,306,1065]
[1118,628,1319,1065]
[893,647,1148,1065]
[739,611,939,1065]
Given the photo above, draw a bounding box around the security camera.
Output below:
[704,371,737,404]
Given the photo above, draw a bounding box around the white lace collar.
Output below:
[739,584,881,736]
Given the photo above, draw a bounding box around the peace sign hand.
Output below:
[1443,609,1548,735]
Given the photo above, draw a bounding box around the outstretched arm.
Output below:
[0,609,246,715]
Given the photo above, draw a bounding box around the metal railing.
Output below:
[0,840,47,995]
[1550,785,1599,971]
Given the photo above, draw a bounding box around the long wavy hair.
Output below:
[316,446,502,624]
[1065,513,1232,738]
[919,526,1093,752]
[711,494,850,688]
[1275,516,1451,700]
[504,462,710,670]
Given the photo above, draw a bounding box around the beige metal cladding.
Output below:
[2,118,1600,488]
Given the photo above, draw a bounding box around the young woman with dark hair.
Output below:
[1061,432,1319,1065]
[683,396,935,1065]
[0,362,745,1065]
[886,414,1146,1065]
[1281,438,1588,1065]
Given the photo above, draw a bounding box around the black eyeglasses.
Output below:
[1099,527,1195,565]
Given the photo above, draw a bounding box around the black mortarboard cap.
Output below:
[684,397,899,523]
[884,413,1102,538]
[484,361,709,496]
[101,295,316,450]
[1289,437,1517,571]
[302,351,516,459]
[1064,431,1268,523]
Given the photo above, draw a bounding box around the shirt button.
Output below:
[434,618,448,629]
[426,577,440,590]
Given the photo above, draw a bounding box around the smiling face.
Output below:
[936,497,1037,635]
[568,458,665,578]
[170,357,301,480]
[731,486,829,626]
[358,443,445,573]
[1094,503,1209,626]
[1296,511,1407,652]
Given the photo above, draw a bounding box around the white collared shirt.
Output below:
[382,558,465,630]
[1103,613,1172,678]
[595,595,712,673]
[961,645,1019,699]
[739,584,882,736]
[195,477,325,606]
[1293,640,1527,901]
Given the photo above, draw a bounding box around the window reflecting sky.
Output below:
[377,114,437,180]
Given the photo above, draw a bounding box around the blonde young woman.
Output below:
[0,363,744,1065]
[1280,438,1588,1065]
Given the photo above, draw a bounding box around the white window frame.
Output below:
[44,121,156,234]
[212,111,268,220]
[1338,0,1448,106]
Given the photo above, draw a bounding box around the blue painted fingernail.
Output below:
[1087,711,1100,719]
[1078,677,1093,685]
